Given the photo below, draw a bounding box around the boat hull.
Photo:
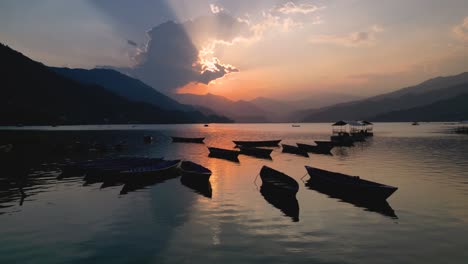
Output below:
[171,137,205,143]
[281,144,309,157]
[179,161,212,181]
[260,166,299,194]
[305,166,397,200]
[297,143,333,154]
[233,140,281,147]
[208,147,240,162]
[239,146,273,158]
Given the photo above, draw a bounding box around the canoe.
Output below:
[119,159,181,178]
[233,140,281,147]
[314,141,335,147]
[208,147,240,161]
[171,137,205,143]
[259,166,299,194]
[281,144,309,157]
[296,143,333,154]
[304,166,397,200]
[180,161,212,180]
[239,146,273,158]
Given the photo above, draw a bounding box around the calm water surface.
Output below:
[0,123,467,263]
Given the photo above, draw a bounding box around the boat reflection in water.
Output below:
[260,185,300,222]
[180,177,212,198]
[119,173,180,195]
[305,179,398,219]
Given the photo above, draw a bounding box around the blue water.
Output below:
[0,123,467,263]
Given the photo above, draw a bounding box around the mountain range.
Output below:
[2,41,467,125]
[0,43,231,125]
[300,73,468,122]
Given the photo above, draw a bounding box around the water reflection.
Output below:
[120,174,180,195]
[180,177,212,198]
[260,185,300,222]
[305,178,398,219]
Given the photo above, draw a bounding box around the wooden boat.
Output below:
[292,124,300,127]
[179,161,212,180]
[259,166,299,194]
[233,140,281,147]
[304,166,397,200]
[281,144,309,157]
[315,141,335,147]
[204,124,209,127]
[296,143,333,154]
[239,146,273,158]
[208,147,240,161]
[171,137,205,143]
[118,159,181,179]
[412,122,420,126]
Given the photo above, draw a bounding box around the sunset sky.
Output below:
[1,0,468,100]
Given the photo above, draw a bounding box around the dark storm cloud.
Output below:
[116,13,247,93]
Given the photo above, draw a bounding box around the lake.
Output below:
[0,123,467,264]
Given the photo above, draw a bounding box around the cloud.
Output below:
[274,2,322,15]
[112,14,244,93]
[210,4,224,14]
[453,17,468,42]
[309,25,384,47]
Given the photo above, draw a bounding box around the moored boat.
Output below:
[179,161,212,181]
[239,146,273,158]
[304,166,397,200]
[259,166,299,194]
[208,147,240,161]
[119,159,181,179]
[233,140,281,147]
[281,144,309,157]
[171,137,205,143]
[296,143,333,154]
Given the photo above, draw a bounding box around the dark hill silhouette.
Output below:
[372,93,468,122]
[50,67,194,112]
[301,73,468,122]
[0,43,231,125]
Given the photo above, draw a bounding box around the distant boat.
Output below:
[292,124,301,127]
[171,137,205,143]
[260,166,299,195]
[296,143,333,155]
[204,124,209,127]
[304,166,397,200]
[233,140,281,147]
[239,146,273,158]
[208,147,240,162]
[281,144,309,157]
[179,161,212,180]
[412,122,420,126]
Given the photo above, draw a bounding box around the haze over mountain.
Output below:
[174,93,269,123]
[0,43,231,125]
[300,72,468,122]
